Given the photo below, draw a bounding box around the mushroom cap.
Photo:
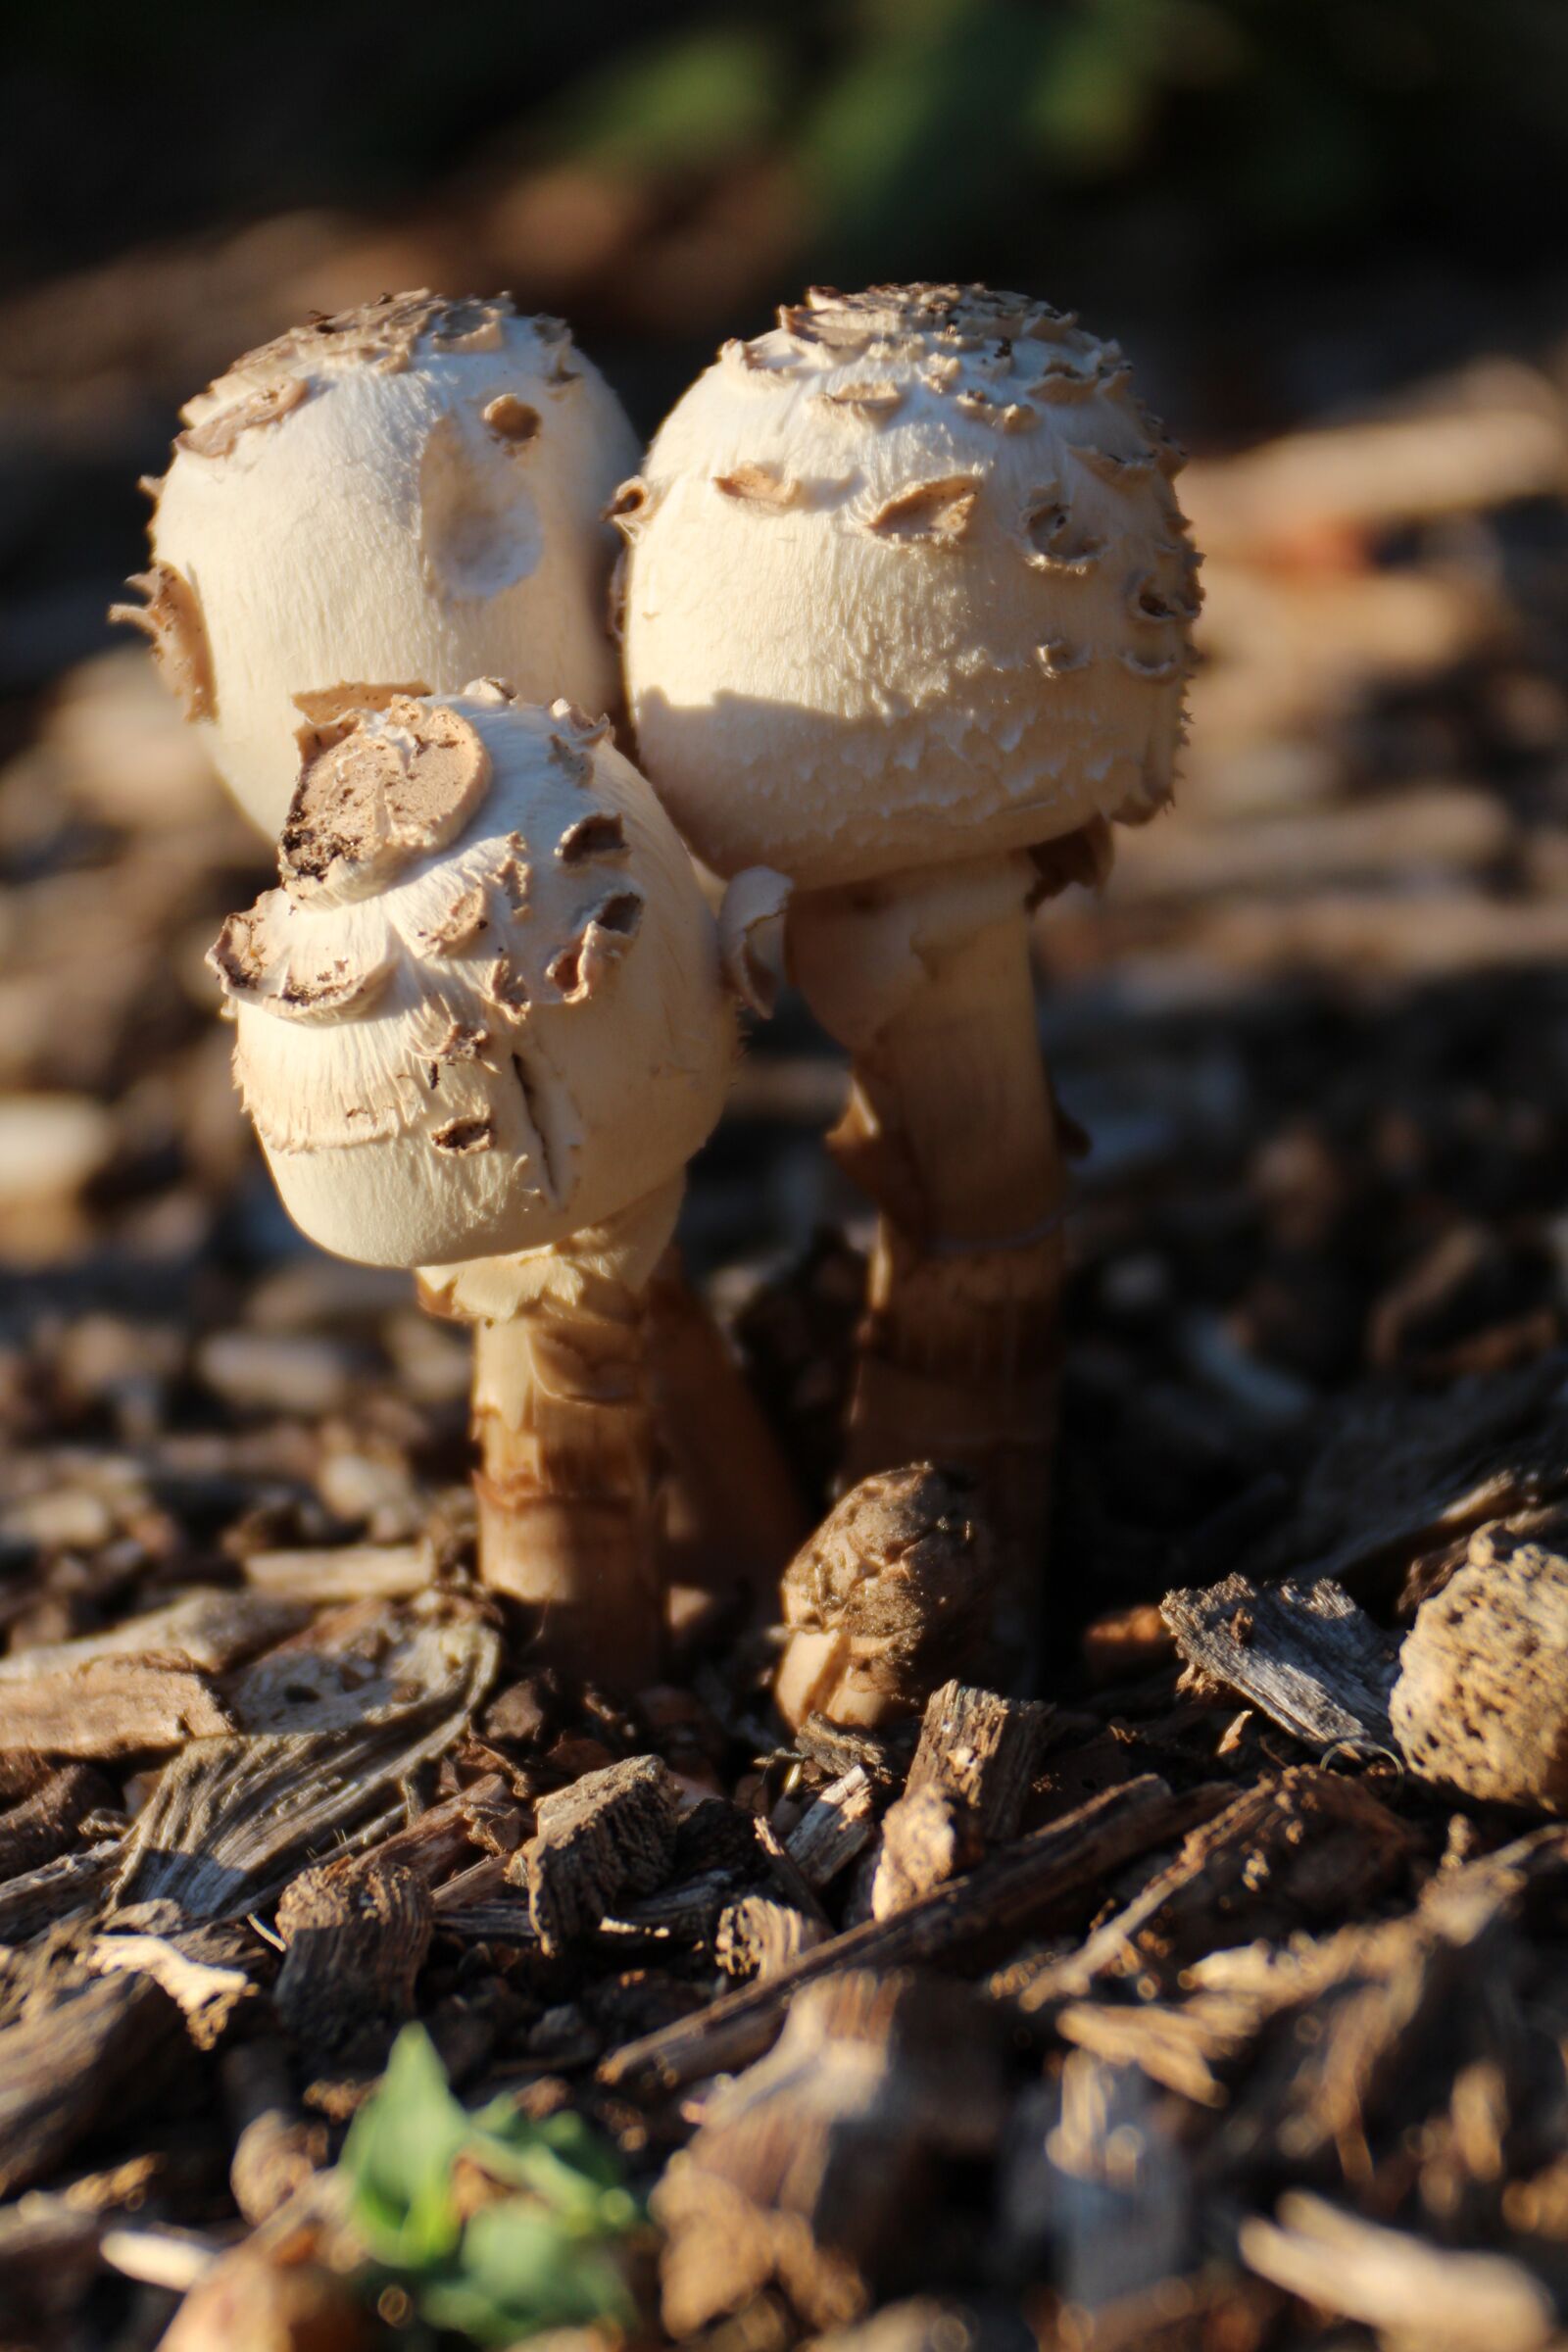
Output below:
[130,293,638,835]
[622,283,1200,889]
[209,685,735,1269]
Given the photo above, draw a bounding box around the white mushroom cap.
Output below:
[121,293,638,835]
[622,283,1200,889]
[208,685,735,1269]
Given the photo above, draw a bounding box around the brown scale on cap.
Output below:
[210,906,393,1024]
[556,810,627,863]
[545,889,645,1004]
[280,700,492,904]
[290,680,433,726]
[176,376,310,461]
[714,464,802,510]
[411,877,490,957]
[108,562,214,721]
[862,477,980,545]
[482,393,541,446]
[210,292,521,389]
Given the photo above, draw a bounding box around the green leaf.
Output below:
[463,2200,636,2332]
[340,2025,469,2267]
[340,2029,644,2343]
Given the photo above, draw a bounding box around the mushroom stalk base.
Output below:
[792,856,1065,1671]
[418,1183,681,1690]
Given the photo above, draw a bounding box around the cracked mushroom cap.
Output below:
[622,283,1200,890]
[119,293,638,835]
[207,684,735,1268]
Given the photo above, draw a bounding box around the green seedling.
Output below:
[341,2024,646,2346]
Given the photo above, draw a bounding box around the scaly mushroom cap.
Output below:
[208,685,734,1268]
[120,293,639,835]
[622,283,1200,888]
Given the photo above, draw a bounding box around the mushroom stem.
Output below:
[418,1181,683,1689]
[790,854,1066,1668]
[647,1249,811,1620]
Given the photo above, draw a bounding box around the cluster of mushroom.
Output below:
[120,280,1200,1698]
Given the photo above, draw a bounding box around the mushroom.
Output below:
[117,292,637,836]
[621,283,1200,1658]
[209,681,784,1688]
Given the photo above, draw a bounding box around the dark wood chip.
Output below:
[514,1753,682,1955]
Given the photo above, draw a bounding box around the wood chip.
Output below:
[0,1760,117,1878]
[656,1970,1005,2335]
[1240,2190,1553,2349]
[0,1973,190,2196]
[109,1613,498,1920]
[275,1854,431,2058]
[715,1892,829,1981]
[783,1766,876,1891]
[0,1655,233,1759]
[601,1776,1223,2097]
[514,1753,682,1954]
[242,1541,434,1604]
[1161,1572,1397,1754]
[871,1683,1052,1917]
[0,1590,307,1680]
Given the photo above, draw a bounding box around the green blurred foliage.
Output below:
[341,2025,644,2347]
[545,0,1568,275]
[6,0,1567,294]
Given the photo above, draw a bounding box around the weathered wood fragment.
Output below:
[0,1591,307,1683]
[1161,1572,1397,1754]
[656,1970,1005,2334]
[0,1841,119,1941]
[0,1972,189,2196]
[430,1854,542,1948]
[716,1892,830,1980]
[1010,1766,1416,2028]
[871,1683,1051,1917]
[1393,1540,1568,1809]
[1245,1355,1568,1593]
[601,1776,1222,2096]
[89,1923,260,2047]
[0,1758,116,1878]
[0,1655,233,1759]
[903,1682,1052,1838]
[514,1753,681,1954]
[784,1765,877,1890]
[602,1866,742,1947]
[1240,2190,1553,2349]
[274,1855,431,2059]
[109,1614,498,1920]
[242,1540,434,1604]
[353,1770,522,1885]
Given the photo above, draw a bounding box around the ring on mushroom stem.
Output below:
[208,683,788,1690]
[115,292,638,838]
[621,283,1200,1673]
